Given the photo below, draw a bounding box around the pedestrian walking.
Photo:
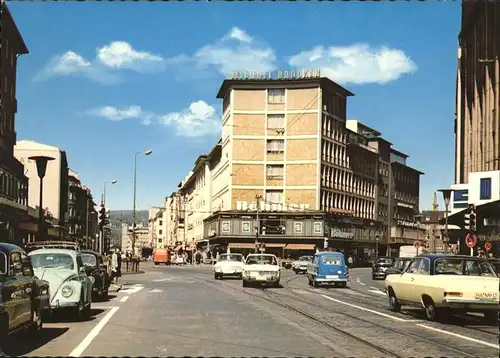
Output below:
[111,249,122,290]
[347,255,354,269]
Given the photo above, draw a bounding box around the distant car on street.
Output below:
[242,254,280,287]
[383,257,412,279]
[214,253,244,280]
[372,257,395,280]
[292,256,313,274]
[385,254,499,323]
[0,243,46,349]
[306,252,349,288]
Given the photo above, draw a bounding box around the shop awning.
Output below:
[285,243,316,250]
[265,243,286,248]
[228,243,256,249]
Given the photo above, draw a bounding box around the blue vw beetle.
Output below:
[307,252,349,288]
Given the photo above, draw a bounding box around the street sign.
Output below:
[465,234,477,248]
[484,242,492,251]
[413,241,421,249]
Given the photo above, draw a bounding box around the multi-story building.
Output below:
[454,0,499,184]
[14,140,69,229]
[148,207,167,249]
[68,168,98,248]
[121,224,150,257]
[200,72,424,259]
[0,2,29,245]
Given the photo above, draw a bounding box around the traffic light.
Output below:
[98,203,108,232]
[464,204,476,232]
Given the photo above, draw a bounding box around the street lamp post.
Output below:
[132,150,153,255]
[438,189,454,254]
[29,156,55,241]
[103,180,118,207]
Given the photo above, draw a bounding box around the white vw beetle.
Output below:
[242,254,280,287]
[28,245,94,321]
[214,253,244,280]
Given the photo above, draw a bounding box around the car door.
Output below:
[395,258,422,302]
[409,257,431,302]
[8,252,29,328]
[18,251,36,324]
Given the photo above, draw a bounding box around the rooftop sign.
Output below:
[231,68,321,81]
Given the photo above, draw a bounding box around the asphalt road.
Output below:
[4,265,499,357]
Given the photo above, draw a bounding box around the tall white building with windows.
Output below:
[449,170,500,215]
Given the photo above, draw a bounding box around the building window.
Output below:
[241,221,251,233]
[159,230,163,235]
[266,164,284,179]
[293,222,303,234]
[221,221,231,233]
[453,190,468,202]
[267,114,285,130]
[453,202,468,209]
[479,178,492,200]
[265,189,283,205]
[268,89,285,104]
[159,220,163,226]
[313,222,323,234]
[266,139,284,153]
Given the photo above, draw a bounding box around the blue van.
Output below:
[306,252,349,288]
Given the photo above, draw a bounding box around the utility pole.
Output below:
[255,194,262,253]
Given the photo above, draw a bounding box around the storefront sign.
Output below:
[330,228,354,239]
[397,220,420,228]
[236,201,310,212]
[232,68,321,81]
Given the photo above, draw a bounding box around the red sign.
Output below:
[413,241,421,249]
[484,242,492,251]
[465,234,477,249]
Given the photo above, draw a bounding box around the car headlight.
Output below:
[61,285,74,298]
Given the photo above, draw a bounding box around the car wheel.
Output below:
[372,274,377,280]
[242,280,249,288]
[484,311,498,324]
[312,280,319,288]
[423,298,438,321]
[339,282,347,288]
[274,281,280,288]
[308,279,313,286]
[214,273,219,280]
[27,307,42,336]
[101,289,109,300]
[388,289,401,312]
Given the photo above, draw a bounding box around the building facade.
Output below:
[121,224,150,257]
[148,207,167,249]
[198,74,424,259]
[0,3,29,245]
[14,140,69,228]
[454,0,499,184]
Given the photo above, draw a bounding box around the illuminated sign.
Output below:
[232,68,321,81]
[236,201,310,212]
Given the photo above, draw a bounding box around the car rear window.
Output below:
[0,252,6,274]
[322,256,342,265]
[246,255,277,265]
[376,258,394,264]
[435,258,496,277]
[219,254,243,262]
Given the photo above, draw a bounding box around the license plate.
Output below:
[326,275,339,279]
[475,292,498,300]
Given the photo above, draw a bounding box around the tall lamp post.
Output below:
[438,189,454,254]
[101,180,117,253]
[29,156,55,241]
[132,150,153,254]
[103,180,118,207]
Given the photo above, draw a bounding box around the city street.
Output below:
[3,265,498,357]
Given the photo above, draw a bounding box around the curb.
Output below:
[122,270,145,275]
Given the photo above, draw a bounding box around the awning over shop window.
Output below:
[228,243,256,249]
[265,243,286,248]
[285,244,316,250]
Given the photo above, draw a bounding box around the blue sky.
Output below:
[9,2,461,211]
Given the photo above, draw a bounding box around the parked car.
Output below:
[214,253,244,280]
[0,243,46,348]
[292,256,313,274]
[384,258,412,279]
[385,254,499,322]
[372,256,395,280]
[26,241,94,321]
[81,250,110,300]
[242,254,280,287]
[307,251,349,288]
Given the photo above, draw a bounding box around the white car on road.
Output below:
[242,254,280,287]
[214,253,244,280]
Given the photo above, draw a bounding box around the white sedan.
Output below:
[214,253,244,279]
[242,254,280,287]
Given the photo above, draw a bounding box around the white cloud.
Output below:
[288,43,417,85]
[160,101,220,137]
[186,27,276,77]
[35,41,164,84]
[87,105,155,125]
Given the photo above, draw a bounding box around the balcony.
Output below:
[0,166,28,207]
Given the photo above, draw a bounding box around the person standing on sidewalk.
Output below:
[111,249,122,290]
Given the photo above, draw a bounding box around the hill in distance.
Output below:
[109,210,149,227]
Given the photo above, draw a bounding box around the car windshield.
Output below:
[321,256,342,265]
[246,255,277,265]
[376,258,394,264]
[31,253,75,270]
[219,254,243,262]
[435,258,496,277]
[298,256,313,262]
[82,254,97,267]
[0,252,6,274]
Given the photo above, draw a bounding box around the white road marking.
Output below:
[119,285,144,294]
[152,278,172,282]
[120,296,129,302]
[355,278,366,286]
[416,323,500,349]
[149,289,164,293]
[69,306,120,357]
[186,280,197,283]
[322,294,410,322]
[367,289,386,296]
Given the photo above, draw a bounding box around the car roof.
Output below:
[415,253,489,261]
[247,253,276,257]
[0,243,24,254]
[28,248,78,257]
[315,251,343,256]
